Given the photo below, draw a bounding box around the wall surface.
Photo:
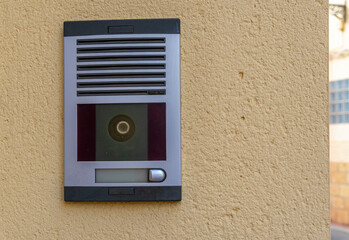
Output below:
[331,124,349,162]
[0,0,329,239]
[329,9,349,225]
[331,162,349,225]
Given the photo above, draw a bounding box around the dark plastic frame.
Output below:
[65,186,181,201]
[64,19,180,36]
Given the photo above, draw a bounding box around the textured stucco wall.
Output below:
[0,0,329,239]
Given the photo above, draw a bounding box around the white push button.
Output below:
[149,169,166,182]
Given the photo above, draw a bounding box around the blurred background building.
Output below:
[330,0,349,226]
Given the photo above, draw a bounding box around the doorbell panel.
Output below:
[64,19,181,201]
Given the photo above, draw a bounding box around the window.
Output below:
[330,79,349,124]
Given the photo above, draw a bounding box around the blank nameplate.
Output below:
[95,169,148,183]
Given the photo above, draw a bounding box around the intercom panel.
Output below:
[64,19,181,201]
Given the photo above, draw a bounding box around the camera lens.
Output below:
[108,115,135,142]
[116,121,130,134]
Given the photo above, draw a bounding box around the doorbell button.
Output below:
[149,169,166,182]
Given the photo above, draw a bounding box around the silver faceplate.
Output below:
[64,34,180,187]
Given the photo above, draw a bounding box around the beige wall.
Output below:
[0,1,329,239]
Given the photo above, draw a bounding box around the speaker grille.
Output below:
[76,37,167,97]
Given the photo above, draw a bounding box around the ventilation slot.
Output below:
[77,38,165,45]
[77,89,166,96]
[75,36,167,96]
[77,72,165,79]
[77,81,166,88]
[77,64,165,71]
[77,55,166,62]
[77,47,165,54]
